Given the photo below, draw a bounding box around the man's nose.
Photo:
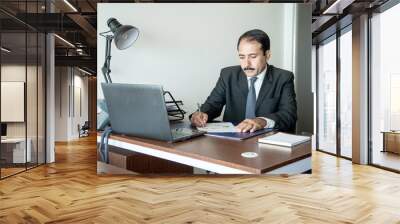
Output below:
[245,58,251,67]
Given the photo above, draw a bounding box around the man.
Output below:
[191,29,297,133]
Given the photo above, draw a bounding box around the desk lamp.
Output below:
[100,18,140,83]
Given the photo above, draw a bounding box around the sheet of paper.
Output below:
[197,122,238,133]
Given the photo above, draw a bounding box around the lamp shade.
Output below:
[107,18,139,50]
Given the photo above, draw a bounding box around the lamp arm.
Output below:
[101,35,114,83]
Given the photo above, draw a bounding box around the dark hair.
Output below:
[237,29,270,54]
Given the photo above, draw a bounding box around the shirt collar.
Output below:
[247,65,267,83]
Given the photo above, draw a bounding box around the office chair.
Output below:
[79,121,90,138]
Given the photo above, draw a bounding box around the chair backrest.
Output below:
[82,121,90,129]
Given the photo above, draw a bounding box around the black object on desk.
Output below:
[164,91,186,121]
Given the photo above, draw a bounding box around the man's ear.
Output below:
[265,50,271,61]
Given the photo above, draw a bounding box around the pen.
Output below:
[197,103,201,113]
[197,103,205,127]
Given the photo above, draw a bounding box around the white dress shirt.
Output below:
[246,66,275,128]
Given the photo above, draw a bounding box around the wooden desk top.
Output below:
[103,132,311,174]
[1,138,30,143]
[381,131,400,134]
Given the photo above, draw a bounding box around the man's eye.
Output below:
[250,55,257,59]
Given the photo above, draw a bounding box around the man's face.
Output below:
[238,39,270,77]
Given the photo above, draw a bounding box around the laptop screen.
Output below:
[101,83,172,141]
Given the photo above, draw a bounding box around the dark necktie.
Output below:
[245,77,258,119]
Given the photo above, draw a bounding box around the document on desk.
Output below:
[196,122,238,133]
[197,122,273,140]
[206,128,273,140]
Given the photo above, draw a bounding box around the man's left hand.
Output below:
[236,118,266,133]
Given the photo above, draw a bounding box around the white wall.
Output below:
[293,4,313,134]
[1,82,25,122]
[73,73,89,137]
[97,3,311,126]
[55,67,89,141]
[55,67,68,141]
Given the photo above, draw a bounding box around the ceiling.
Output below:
[0,0,391,75]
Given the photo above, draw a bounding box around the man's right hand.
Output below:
[191,112,208,127]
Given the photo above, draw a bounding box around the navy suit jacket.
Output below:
[200,65,297,132]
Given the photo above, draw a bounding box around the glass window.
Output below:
[27,31,38,169]
[339,29,352,158]
[0,1,46,179]
[318,36,337,155]
[38,32,46,165]
[1,31,28,178]
[371,3,400,171]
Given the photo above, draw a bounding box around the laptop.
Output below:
[101,83,205,143]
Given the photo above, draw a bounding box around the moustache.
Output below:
[244,68,255,71]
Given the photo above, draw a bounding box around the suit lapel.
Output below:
[234,70,248,120]
[238,70,248,97]
[255,65,273,110]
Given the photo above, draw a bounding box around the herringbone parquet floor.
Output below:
[1,135,400,223]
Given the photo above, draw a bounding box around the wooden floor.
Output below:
[373,151,400,171]
[0,167,26,178]
[1,135,400,223]
[1,163,45,178]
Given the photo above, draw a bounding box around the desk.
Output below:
[382,131,400,154]
[97,133,311,175]
[1,138,32,164]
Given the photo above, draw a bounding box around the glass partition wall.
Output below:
[370,3,400,172]
[0,1,46,179]
[339,28,352,159]
[316,26,353,159]
[317,35,337,155]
